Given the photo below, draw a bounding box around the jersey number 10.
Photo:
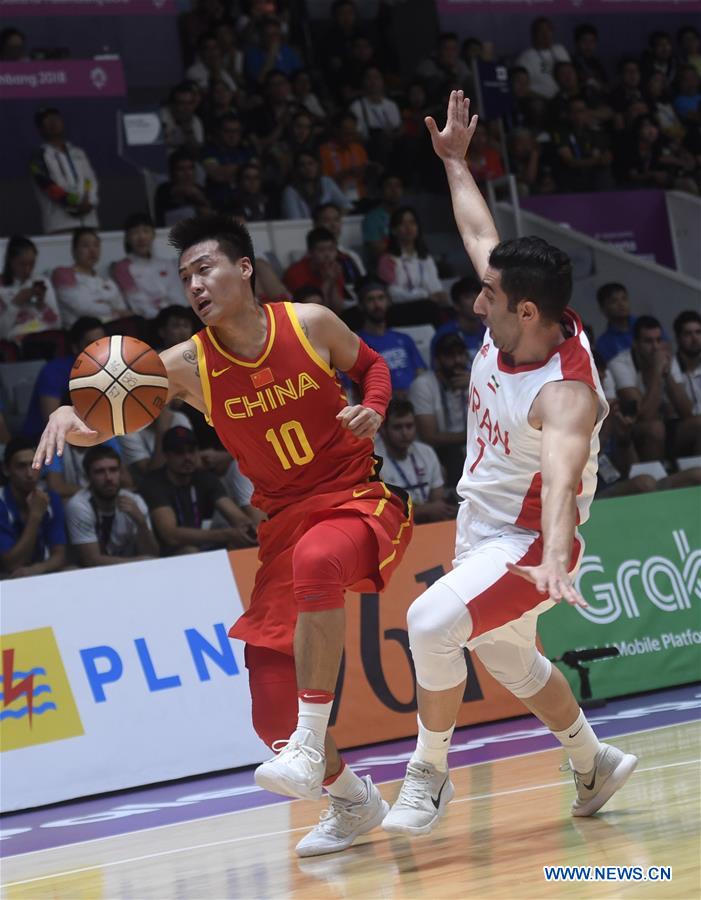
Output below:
[265,420,315,470]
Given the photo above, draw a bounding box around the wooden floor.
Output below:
[2,721,699,900]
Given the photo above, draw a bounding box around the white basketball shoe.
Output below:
[382,761,454,835]
[295,776,389,857]
[570,744,639,816]
[254,728,325,801]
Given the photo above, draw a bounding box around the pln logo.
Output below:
[0,628,83,752]
[90,67,108,91]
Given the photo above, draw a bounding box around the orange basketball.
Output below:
[69,336,169,437]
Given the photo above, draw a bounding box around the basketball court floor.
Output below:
[2,683,699,899]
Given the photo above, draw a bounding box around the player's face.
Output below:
[179,240,253,324]
[384,414,416,453]
[473,268,523,354]
[88,459,121,499]
[5,450,40,495]
[678,321,701,358]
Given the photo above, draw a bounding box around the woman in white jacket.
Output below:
[110,214,185,319]
[52,228,129,328]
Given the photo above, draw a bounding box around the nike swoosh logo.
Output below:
[212,367,232,378]
[431,776,449,810]
[302,694,331,702]
[352,488,373,498]
[568,725,584,739]
[582,775,597,791]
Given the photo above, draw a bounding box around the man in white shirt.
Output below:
[30,107,99,234]
[376,399,456,523]
[516,17,571,100]
[409,331,469,487]
[608,315,696,460]
[350,66,401,164]
[186,32,237,92]
[160,82,205,153]
[65,445,159,567]
[674,310,701,416]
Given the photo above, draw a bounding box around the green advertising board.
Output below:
[538,487,701,701]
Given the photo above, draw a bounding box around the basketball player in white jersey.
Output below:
[382,91,638,835]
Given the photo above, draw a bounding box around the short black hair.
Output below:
[649,29,671,47]
[83,444,120,475]
[306,226,336,251]
[313,202,342,222]
[574,23,598,42]
[385,398,415,421]
[155,304,196,330]
[673,309,701,336]
[678,25,700,41]
[2,234,37,285]
[450,276,482,306]
[633,315,662,339]
[69,316,104,347]
[71,226,99,254]
[123,212,154,252]
[380,171,403,187]
[293,285,323,303]
[4,437,36,467]
[596,282,626,307]
[169,213,256,293]
[357,276,388,304]
[488,237,572,324]
[34,105,61,130]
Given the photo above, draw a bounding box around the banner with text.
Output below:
[0,0,175,16]
[539,487,701,701]
[0,552,268,813]
[521,190,676,269]
[0,59,126,99]
[437,1,701,12]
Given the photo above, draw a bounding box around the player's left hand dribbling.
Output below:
[336,405,383,440]
[505,561,588,608]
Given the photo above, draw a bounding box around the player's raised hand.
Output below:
[425,90,479,162]
[505,561,588,609]
[32,405,98,469]
[336,405,383,440]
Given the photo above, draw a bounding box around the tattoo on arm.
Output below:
[300,319,310,338]
[182,346,199,376]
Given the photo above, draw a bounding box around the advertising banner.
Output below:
[0,59,126,99]
[437,1,701,13]
[521,190,676,269]
[0,552,268,812]
[539,487,701,701]
[0,0,175,16]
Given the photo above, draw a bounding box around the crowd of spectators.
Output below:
[1,5,700,578]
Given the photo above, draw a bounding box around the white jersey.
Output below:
[456,309,607,534]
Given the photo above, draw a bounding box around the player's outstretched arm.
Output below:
[32,406,104,469]
[425,90,499,280]
[506,381,598,607]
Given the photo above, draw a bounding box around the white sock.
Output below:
[410,716,455,772]
[326,763,368,804]
[296,697,333,745]
[552,709,602,774]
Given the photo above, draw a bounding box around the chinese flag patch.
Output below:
[251,367,274,388]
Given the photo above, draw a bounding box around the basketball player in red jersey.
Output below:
[33,214,413,857]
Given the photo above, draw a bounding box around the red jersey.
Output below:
[192,301,376,516]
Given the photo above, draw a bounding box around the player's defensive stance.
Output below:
[33,215,413,857]
[382,92,638,836]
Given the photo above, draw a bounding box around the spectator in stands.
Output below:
[293,285,323,304]
[319,112,371,207]
[110,214,184,318]
[152,304,197,351]
[416,32,472,103]
[674,310,701,415]
[52,228,129,328]
[642,30,677,85]
[572,23,609,99]
[21,317,105,440]
[199,436,265,528]
[0,437,66,578]
[608,315,695,460]
[45,435,127,500]
[409,331,469,487]
[338,34,380,105]
[377,206,448,324]
[313,202,365,297]
[595,282,636,363]
[215,20,244,87]
[65,445,158,567]
[245,70,299,160]
[154,150,212,227]
[30,107,99,234]
[467,121,506,187]
[431,276,484,364]
[202,114,256,210]
[141,426,256,554]
[610,59,644,122]
[231,163,275,222]
[362,171,404,265]
[277,111,320,186]
[509,66,548,134]
[673,65,701,125]
[0,235,61,347]
[350,66,402,164]
[290,69,326,121]
[283,227,348,315]
[549,61,612,129]
[551,97,614,191]
[617,114,696,191]
[201,77,239,136]
[645,72,686,140]
[324,0,365,78]
[244,16,301,85]
[281,151,351,219]
[516,17,570,100]
[0,403,11,447]
[508,128,543,196]
[0,27,27,61]
[375,399,455,523]
[186,31,237,93]
[678,26,701,77]
[161,82,205,153]
[356,278,425,394]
